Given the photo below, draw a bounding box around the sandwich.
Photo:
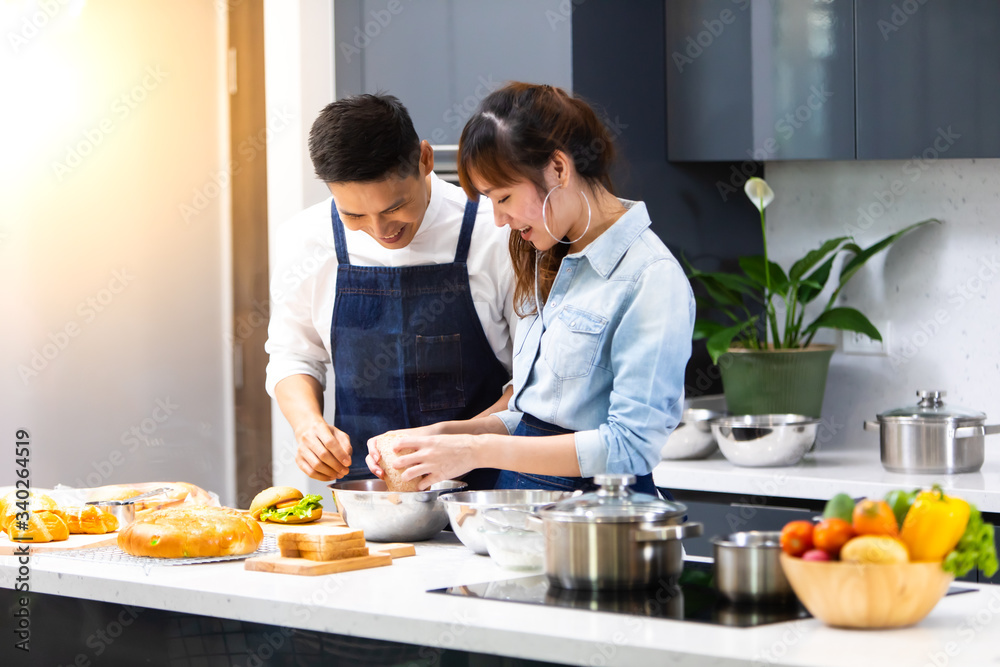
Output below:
[249,487,323,524]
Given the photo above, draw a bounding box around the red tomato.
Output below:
[780,520,815,557]
[813,518,855,559]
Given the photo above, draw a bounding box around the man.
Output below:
[265,94,516,482]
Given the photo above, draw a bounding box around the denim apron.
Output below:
[494,414,661,496]
[329,198,509,481]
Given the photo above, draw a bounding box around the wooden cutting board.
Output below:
[244,542,415,576]
[0,532,118,555]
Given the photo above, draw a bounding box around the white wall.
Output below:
[263,0,336,495]
[0,0,234,503]
[765,159,1000,451]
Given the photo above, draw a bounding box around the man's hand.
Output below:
[294,418,352,481]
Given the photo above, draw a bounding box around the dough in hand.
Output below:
[376,433,422,492]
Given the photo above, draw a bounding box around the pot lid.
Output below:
[878,390,985,423]
[536,475,687,524]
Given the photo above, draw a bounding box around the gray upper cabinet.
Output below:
[667,0,856,161]
[333,0,572,146]
[855,0,1000,160]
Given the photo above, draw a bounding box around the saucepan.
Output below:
[509,474,703,591]
[864,390,1000,474]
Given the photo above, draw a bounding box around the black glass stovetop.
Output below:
[429,560,979,628]
[429,560,809,628]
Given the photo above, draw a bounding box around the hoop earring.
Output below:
[541,184,592,245]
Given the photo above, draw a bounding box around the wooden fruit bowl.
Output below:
[779,553,954,629]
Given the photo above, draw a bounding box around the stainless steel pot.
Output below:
[864,390,1000,474]
[520,474,702,591]
[712,531,792,603]
[327,479,466,542]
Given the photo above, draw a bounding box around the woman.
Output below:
[367,83,694,495]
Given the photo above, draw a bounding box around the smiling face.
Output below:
[472,153,585,252]
[328,141,434,249]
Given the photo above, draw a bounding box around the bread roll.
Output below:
[117,506,263,558]
[8,511,69,543]
[375,433,422,492]
[63,506,119,534]
[0,492,64,533]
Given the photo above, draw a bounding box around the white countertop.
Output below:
[3,534,1000,666]
[654,445,1000,513]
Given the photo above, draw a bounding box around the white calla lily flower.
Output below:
[744,177,774,211]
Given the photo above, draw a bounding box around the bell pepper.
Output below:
[899,485,971,562]
[884,488,918,529]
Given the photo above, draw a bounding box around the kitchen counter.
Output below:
[654,445,1000,513]
[3,534,1000,666]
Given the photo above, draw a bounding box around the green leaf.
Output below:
[801,307,882,340]
[689,273,744,308]
[789,237,851,281]
[693,319,726,341]
[837,219,939,289]
[797,255,837,304]
[706,321,755,364]
[738,256,789,292]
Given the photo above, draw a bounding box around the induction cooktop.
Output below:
[428,560,977,628]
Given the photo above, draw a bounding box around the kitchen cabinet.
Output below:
[855,0,1000,159]
[666,0,856,161]
[668,0,1000,161]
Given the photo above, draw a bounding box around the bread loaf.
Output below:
[375,433,422,492]
[117,506,263,558]
[8,511,69,542]
[63,506,119,534]
[0,492,64,533]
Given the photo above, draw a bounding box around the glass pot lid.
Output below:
[878,390,985,424]
[536,474,687,524]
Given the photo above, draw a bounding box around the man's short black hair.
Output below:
[308,93,421,183]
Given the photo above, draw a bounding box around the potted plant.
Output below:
[686,177,938,417]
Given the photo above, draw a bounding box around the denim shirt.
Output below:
[494,200,695,477]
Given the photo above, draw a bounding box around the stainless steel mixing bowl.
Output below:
[440,489,576,555]
[327,479,466,542]
[712,414,820,467]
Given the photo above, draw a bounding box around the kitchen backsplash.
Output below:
[765,159,1000,452]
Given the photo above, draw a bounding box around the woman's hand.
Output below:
[365,423,448,480]
[390,434,484,490]
[294,418,352,481]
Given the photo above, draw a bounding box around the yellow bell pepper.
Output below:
[899,485,971,562]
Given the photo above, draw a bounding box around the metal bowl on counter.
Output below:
[440,489,577,555]
[327,479,466,542]
[712,531,793,603]
[482,507,546,571]
[712,414,820,467]
[661,395,728,460]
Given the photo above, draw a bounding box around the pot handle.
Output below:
[863,420,881,432]
[954,424,1000,439]
[634,521,703,543]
